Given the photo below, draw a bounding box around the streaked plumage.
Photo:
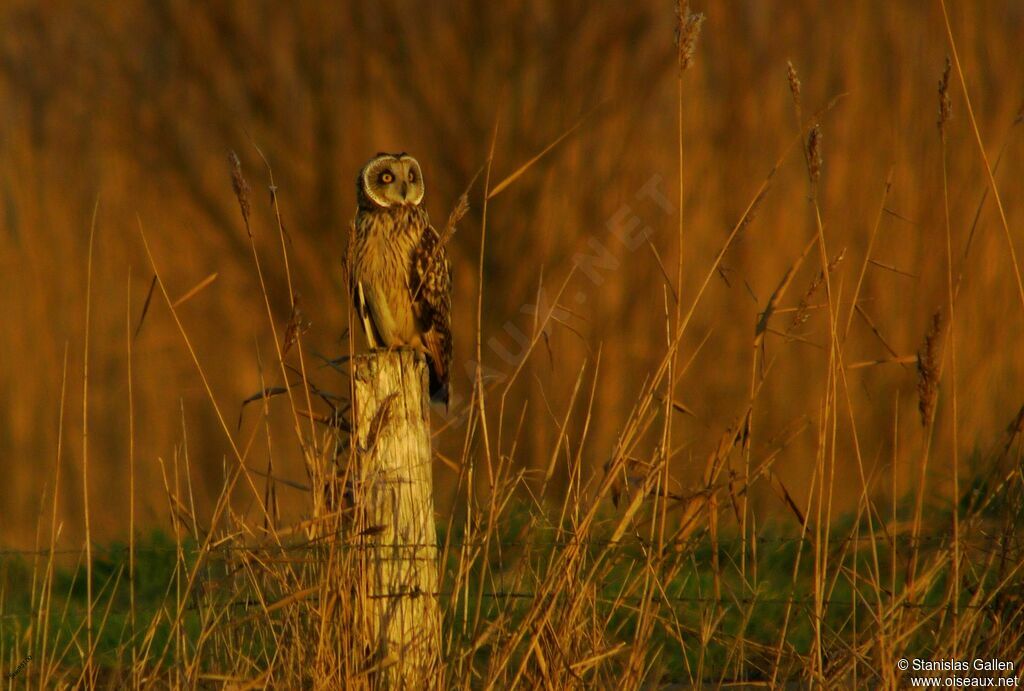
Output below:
[351,153,452,404]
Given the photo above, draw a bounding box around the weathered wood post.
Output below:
[352,350,441,686]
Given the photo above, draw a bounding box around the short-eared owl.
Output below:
[351,153,452,405]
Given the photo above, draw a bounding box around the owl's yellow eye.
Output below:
[380,171,394,184]
[408,171,416,183]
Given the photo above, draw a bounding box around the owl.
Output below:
[350,153,453,405]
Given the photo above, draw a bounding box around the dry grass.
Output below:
[1,0,1024,687]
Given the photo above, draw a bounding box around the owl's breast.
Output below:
[354,211,421,279]
[352,207,429,348]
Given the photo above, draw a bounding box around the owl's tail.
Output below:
[427,360,450,408]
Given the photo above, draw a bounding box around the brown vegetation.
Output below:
[1,1,1023,686]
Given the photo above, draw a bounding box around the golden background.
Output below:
[1,1,1021,547]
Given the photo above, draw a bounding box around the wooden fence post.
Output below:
[352,350,441,687]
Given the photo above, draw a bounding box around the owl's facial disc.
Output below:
[362,154,425,208]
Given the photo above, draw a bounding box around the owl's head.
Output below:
[357,153,425,209]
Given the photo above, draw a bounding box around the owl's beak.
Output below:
[400,181,409,199]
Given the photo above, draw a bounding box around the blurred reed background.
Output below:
[1,0,1022,548]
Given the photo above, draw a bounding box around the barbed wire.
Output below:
[0,530,1018,559]
[1,535,1018,622]
[0,586,1015,625]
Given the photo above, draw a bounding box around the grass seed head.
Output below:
[228,151,252,231]
[675,1,705,73]
[787,60,802,108]
[788,248,845,333]
[441,191,470,246]
[938,56,953,133]
[807,124,823,184]
[917,308,946,426]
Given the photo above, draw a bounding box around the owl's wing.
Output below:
[354,279,382,350]
[411,224,453,405]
